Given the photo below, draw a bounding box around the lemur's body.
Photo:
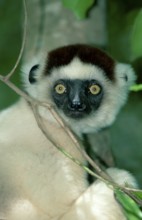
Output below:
[0,44,137,219]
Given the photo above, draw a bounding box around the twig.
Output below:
[4,0,27,80]
[0,0,112,182]
[30,103,112,184]
[0,75,34,104]
[26,103,142,206]
[0,70,111,182]
[39,102,110,180]
[123,188,142,206]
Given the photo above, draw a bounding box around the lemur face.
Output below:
[51,78,103,119]
[25,44,136,132]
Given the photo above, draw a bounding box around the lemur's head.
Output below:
[23,44,136,134]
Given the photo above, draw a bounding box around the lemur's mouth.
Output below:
[64,108,91,119]
[67,111,86,119]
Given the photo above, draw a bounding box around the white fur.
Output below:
[0,51,137,219]
[0,99,137,220]
[22,57,136,136]
[53,60,136,136]
[107,168,138,187]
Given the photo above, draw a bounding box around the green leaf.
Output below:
[131,9,142,60]
[132,190,142,202]
[115,189,142,220]
[130,84,142,92]
[62,0,95,19]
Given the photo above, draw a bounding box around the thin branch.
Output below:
[0,70,111,181]
[39,102,110,180]
[1,75,141,207]
[30,103,114,185]
[0,75,34,104]
[5,0,27,80]
[0,0,117,183]
[28,103,142,207]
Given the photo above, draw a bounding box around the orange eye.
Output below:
[55,84,66,94]
[89,84,101,95]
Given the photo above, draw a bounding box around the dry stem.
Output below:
[4,0,27,80]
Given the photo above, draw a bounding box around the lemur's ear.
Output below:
[114,63,136,88]
[29,64,40,84]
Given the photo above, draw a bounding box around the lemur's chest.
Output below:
[0,101,87,216]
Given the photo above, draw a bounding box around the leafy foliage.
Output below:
[131,10,142,60]
[130,84,142,92]
[108,1,142,63]
[115,189,142,220]
[62,0,95,19]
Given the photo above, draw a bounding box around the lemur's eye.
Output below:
[89,84,101,95]
[55,84,66,94]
